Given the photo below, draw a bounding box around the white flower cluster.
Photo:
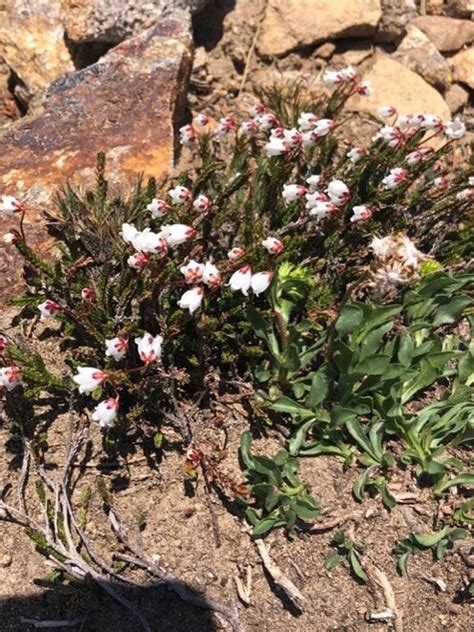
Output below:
[280,175,373,224]
[368,234,428,295]
[71,331,163,428]
[376,108,466,142]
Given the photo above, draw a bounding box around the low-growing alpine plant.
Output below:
[0,65,473,539]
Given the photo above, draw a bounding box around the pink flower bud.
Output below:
[382,167,408,189]
[265,137,288,157]
[178,286,205,315]
[128,252,150,269]
[134,332,163,364]
[202,262,221,288]
[0,365,21,391]
[227,247,245,261]
[179,124,198,146]
[194,113,209,127]
[180,260,204,283]
[356,81,372,96]
[147,198,169,218]
[378,106,397,118]
[250,102,266,118]
[251,271,273,296]
[192,194,211,211]
[168,186,192,205]
[350,205,373,223]
[326,180,350,206]
[105,337,128,361]
[0,195,22,216]
[81,287,95,302]
[228,265,252,296]
[73,367,106,394]
[282,183,306,203]
[262,237,284,255]
[38,299,61,320]
[160,224,196,248]
[92,397,119,428]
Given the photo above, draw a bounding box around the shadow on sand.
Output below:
[0,579,219,632]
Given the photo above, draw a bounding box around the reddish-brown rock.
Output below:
[0,14,192,302]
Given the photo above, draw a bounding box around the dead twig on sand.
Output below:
[363,560,404,632]
[305,510,365,533]
[1,413,244,632]
[252,535,305,611]
[106,500,244,632]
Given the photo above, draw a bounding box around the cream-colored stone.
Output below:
[410,16,474,52]
[450,47,474,89]
[314,42,336,60]
[258,0,382,57]
[348,56,451,122]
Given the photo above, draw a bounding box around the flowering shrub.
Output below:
[1,66,473,536]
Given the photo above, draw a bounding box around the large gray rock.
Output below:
[394,24,450,89]
[62,0,210,44]
[376,0,417,42]
[446,0,474,18]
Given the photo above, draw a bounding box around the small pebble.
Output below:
[0,553,12,568]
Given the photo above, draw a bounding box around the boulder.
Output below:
[348,56,451,122]
[257,0,382,57]
[450,47,474,89]
[0,0,74,106]
[376,0,417,42]
[409,16,474,52]
[446,0,474,18]
[394,24,450,89]
[444,83,470,114]
[62,0,211,44]
[0,14,192,302]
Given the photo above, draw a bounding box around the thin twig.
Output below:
[253,537,305,611]
[305,510,364,533]
[237,1,267,96]
[17,445,30,514]
[19,618,83,629]
[370,566,404,632]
